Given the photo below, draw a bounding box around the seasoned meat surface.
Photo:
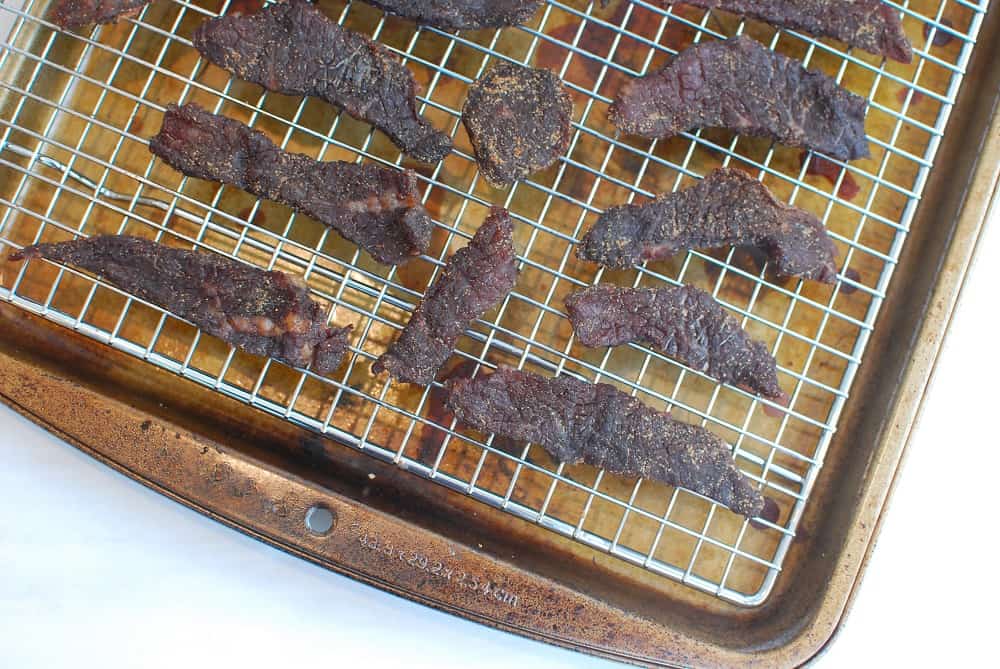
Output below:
[149,103,433,265]
[462,62,573,187]
[578,168,838,283]
[363,0,543,30]
[192,0,452,162]
[609,36,870,161]
[675,0,911,63]
[374,207,518,384]
[9,235,351,374]
[49,0,151,30]
[446,367,766,518]
[565,284,784,400]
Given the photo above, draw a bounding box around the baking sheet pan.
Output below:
[1,0,998,665]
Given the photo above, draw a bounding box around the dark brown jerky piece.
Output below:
[578,167,838,283]
[446,367,765,518]
[149,104,433,265]
[609,36,870,161]
[192,0,452,162]
[462,62,573,187]
[362,0,543,30]
[9,236,351,374]
[565,284,784,400]
[48,0,151,30]
[374,207,518,384]
[606,0,912,63]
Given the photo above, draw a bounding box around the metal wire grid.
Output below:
[0,0,988,605]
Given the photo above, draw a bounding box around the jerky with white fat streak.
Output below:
[48,0,151,30]
[362,0,543,30]
[149,103,433,265]
[192,0,452,162]
[578,167,838,283]
[610,36,870,161]
[565,284,784,400]
[374,207,518,384]
[446,367,765,518]
[9,236,351,374]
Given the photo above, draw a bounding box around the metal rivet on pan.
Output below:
[304,505,335,535]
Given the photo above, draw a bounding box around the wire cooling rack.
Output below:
[0,0,989,605]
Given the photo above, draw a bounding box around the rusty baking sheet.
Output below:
[1,0,998,665]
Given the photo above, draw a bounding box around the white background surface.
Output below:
[2,202,998,668]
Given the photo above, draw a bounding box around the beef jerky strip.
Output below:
[374,207,518,384]
[149,103,432,265]
[609,36,870,161]
[9,235,351,374]
[565,284,784,400]
[446,367,765,518]
[578,167,838,283]
[604,0,911,63]
[462,62,574,188]
[192,0,452,163]
[362,0,544,30]
[684,1,910,63]
[49,0,151,30]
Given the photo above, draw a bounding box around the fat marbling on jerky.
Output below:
[462,62,574,188]
[49,0,151,30]
[9,235,351,374]
[446,367,766,518]
[149,103,433,265]
[192,0,452,163]
[374,207,518,384]
[609,36,870,161]
[565,284,785,401]
[578,168,838,283]
[362,0,543,30]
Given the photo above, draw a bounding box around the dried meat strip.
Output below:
[578,167,838,283]
[609,36,870,161]
[149,103,433,265]
[374,207,518,384]
[462,62,574,187]
[565,284,784,400]
[603,0,911,62]
[9,235,351,374]
[446,367,765,518]
[192,0,452,162]
[49,0,151,30]
[673,0,911,63]
[362,0,543,30]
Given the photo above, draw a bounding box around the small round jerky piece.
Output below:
[462,62,573,188]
